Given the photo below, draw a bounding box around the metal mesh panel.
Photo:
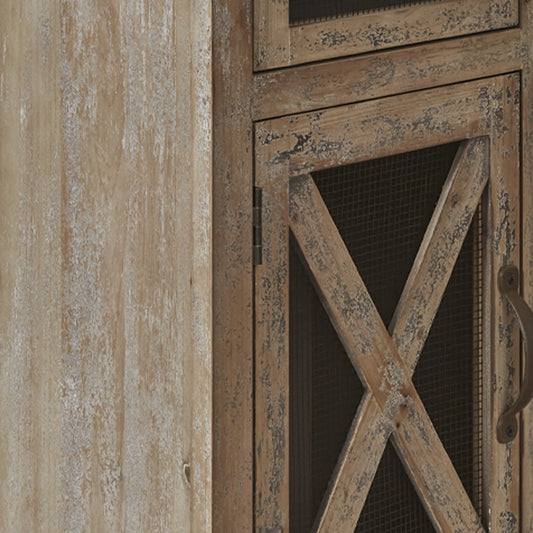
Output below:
[355,441,435,531]
[289,0,439,26]
[288,142,485,531]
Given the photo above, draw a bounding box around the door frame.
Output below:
[254,74,521,532]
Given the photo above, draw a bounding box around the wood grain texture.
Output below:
[254,122,291,533]
[253,29,522,121]
[0,2,62,530]
[0,1,212,531]
[254,0,518,69]
[256,77,498,177]
[212,0,255,531]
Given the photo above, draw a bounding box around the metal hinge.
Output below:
[253,186,262,265]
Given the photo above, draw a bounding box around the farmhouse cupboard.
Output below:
[215,1,533,532]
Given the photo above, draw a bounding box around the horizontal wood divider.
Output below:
[252,29,521,120]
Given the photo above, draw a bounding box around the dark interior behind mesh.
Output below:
[289,142,484,531]
[289,0,437,26]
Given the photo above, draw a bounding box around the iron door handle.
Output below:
[497,265,533,443]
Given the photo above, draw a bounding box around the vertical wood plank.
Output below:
[0,1,62,530]
[253,0,290,70]
[486,74,521,532]
[255,124,291,532]
[212,0,254,531]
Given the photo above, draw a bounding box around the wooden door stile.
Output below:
[213,0,255,531]
[520,1,533,530]
[485,73,522,532]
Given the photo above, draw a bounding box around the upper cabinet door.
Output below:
[254,0,519,70]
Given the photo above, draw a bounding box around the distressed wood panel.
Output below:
[0,1,212,531]
[254,0,518,70]
[253,29,522,121]
[0,2,62,531]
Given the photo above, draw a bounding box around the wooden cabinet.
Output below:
[213,2,533,531]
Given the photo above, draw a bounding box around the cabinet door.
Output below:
[254,0,518,70]
[255,74,522,532]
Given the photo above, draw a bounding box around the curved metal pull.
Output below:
[497,265,533,443]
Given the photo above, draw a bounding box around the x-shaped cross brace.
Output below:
[289,139,489,533]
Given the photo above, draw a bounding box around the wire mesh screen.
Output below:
[290,235,365,532]
[289,0,439,26]
[289,141,485,531]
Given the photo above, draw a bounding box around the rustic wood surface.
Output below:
[254,0,518,70]
[0,1,212,531]
[253,29,522,122]
[484,74,521,533]
[254,120,291,533]
[256,78,498,176]
[212,0,255,531]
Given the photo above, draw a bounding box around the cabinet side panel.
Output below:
[0,1,213,531]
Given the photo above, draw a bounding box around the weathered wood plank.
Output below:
[253,29,521,121]
[0,2,62,530]
[212,0,255,530]
[254,0,289,71]
[391,138,490,371]
[485,74,521,532]
[255,126,291,532]
[314,395,391,532]
[256,78,497,177]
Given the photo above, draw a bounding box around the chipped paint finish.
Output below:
[256,78,502,177]
[255,75,521,531]
[1,1,212,531]
[254,0,518,70]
